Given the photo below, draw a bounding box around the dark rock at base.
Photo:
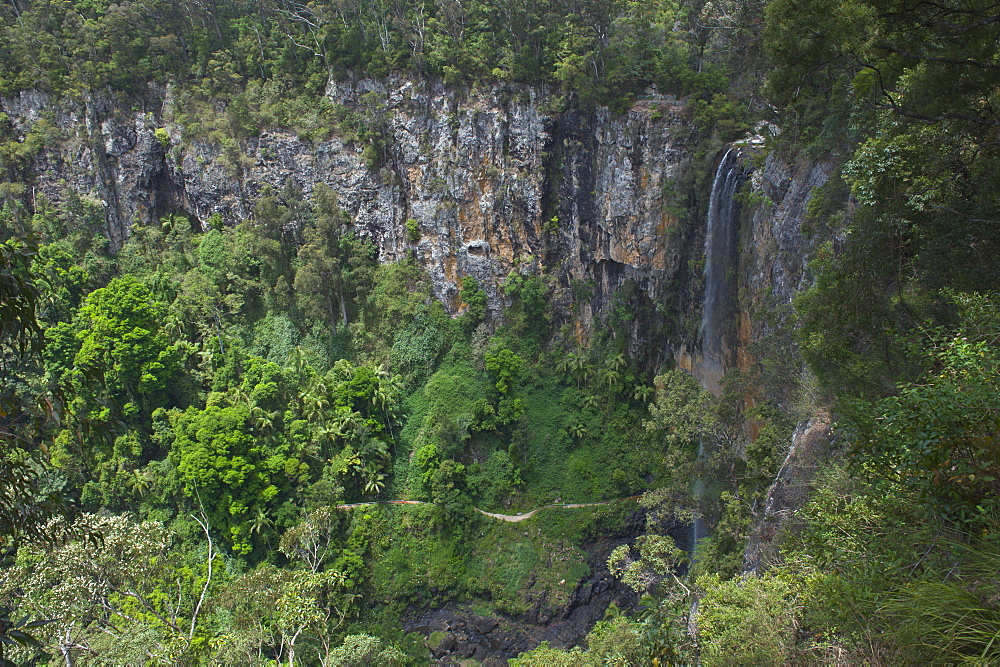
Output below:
[473,617,499,634]
[402,508,682,664]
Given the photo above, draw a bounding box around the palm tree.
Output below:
[370,376,391,414]
[568,421,588,440]
[361,464,386,497]
[360,436,389,463]
[251,405,279,433]
[315,422,343,459]
[303,383,329,423]
[607,352,626,372]
[372,372,402,440]
[633,384,654,404]
[562,351,589,388]
[229,386,252,409]
[248,506,274,545]
[555,354,572,376]
[196,346,214,373]
[330,406,362,440]
[163,309,186,339]
[289,346,310,382]
[330,359,355,383]
[128,468,153,498]
[598,367,621,390]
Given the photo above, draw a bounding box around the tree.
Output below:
[608,534,689,597]
[430,459,476,534]
[167,404,297,553]
[293,183,376,333]
[855,326,1000,530]
[598,367,621,390]
[217,565,328,665]
[1,513,214,664]
[485,347,524,395]
[0,232,41,357]
[0,228,90,658]
[326,634,405,666]
[779,0,1000,400]
[459,275,487,323]
[45,275,184,424]
[639,370,722,527]
[696,573,797,666]
[279,506,343,574]
[633,383,654,403]
[644,370,719,448]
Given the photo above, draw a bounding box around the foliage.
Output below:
[216,564,335,663]
[787,0,1000,400]
[168,403,285,553]
[327,633,405,666]
[50,275,184,408]
[761,6,1000,657]
[279,506,345,573]
[696,572,798,666]
[881,542,1000,664]
[854,331,1000,529]
[0,456,75,551]
[0,232,41,357]
[608,535,688,597]
[645,369,719,448]
[1,513,214,663]
[0,0,742,112]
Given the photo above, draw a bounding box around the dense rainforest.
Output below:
[1,0,999,663]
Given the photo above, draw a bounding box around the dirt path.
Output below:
[475,508,541,522]
[336,496,640,522]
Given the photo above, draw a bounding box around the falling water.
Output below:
[691,147,746,563]
[698,147,746,395]
[691,438,706,554]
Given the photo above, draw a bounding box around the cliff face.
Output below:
[737,151,841,574]
[3,79,693,345]
[732,151,837,379]
[741,152,836,334]
[3,80,837,377]
[5,76,840,583]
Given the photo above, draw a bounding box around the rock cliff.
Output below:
[736,150,841,574]
[4,80,836,394]
[740,151,837,361]
[2,79,694,351]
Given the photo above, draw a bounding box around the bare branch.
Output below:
[189,512,214,641]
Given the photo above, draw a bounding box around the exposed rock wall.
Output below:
[2,79,694,343]
[742,412,833,574]
[736,150,841,573]
[740,151,837,340]
[3,80,838,407]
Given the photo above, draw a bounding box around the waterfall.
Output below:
[691,438,706,554]
[697,147,746,396]
[690,147,746,563]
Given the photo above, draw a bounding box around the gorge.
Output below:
[3,0,999,663]
[1,79,830,660]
